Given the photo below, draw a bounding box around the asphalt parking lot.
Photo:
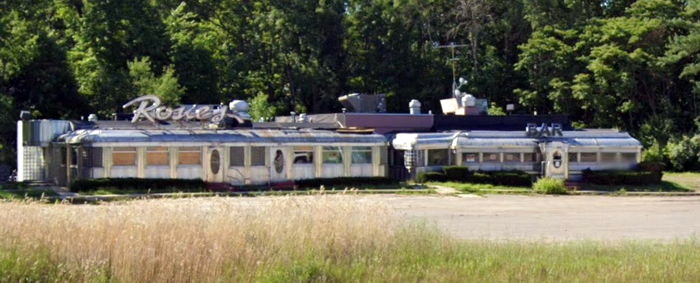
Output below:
[380,194,700,241]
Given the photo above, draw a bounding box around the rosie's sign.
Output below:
[123,95,245,124]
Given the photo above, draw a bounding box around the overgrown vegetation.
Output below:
[582,169,663,186]
[533,178,568,195]
[417,167,532,186]
[70,178,207,193]
[1,198,700,281]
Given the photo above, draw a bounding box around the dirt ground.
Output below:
[377,194,700,241]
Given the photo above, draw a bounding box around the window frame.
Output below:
[351,146,373,164]
[322,146,343,164]
[229,146,245,167]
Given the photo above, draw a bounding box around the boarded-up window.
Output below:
[580,152,597,162]
[147,147,169,166]
[462,153,478,163]
[427,149,449,166]
[113,147,136,166]
[351,146,372,164]
[601,152,617,162]
[294,146,314,164]
[621,152,637,162]
[179,147,201,165]
[504,153,520,163]
[483,153,500,162]
[251,147,266,166]
[230,147,244,167]
[322,146,343,164]
[568,152,578,163]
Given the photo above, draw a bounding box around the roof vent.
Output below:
[409,99,422,115]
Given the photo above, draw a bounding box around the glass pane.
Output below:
[352,151,372,164]
[523,153,537,162]
[230,147,244,167]
[580,152,597,162]
[621,152,637,162]
[504,153,520,163]
[293,146,314,164]
[568,152,578,163]
[483,153,500,162]
[462,153,478,163]
[601,153,617,162]
[323,147,343,164]
[251,147,266,166]
[427,149,449,166]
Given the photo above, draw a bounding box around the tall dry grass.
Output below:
[0,195,422,282]
[2,195,700,282]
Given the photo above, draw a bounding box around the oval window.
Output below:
[553,151,562,168]
[274,150,284,174]
[210,149,220,175]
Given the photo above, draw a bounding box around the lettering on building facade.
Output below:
[122,95,245,124]
[526,123,564,137]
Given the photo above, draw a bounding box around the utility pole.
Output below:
[434,42,468,97]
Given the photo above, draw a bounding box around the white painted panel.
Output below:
[111,166,137,178]
[177,165,203,179]
[226,166,246,185]
[322,164,344,178]
[145,166,170,178]
[249,166,268,184]
[90,168,104,178]
[350,164,373,177]
[293,164,315,180]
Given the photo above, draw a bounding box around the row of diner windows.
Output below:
[78,146,374,167]
[425,149,638,166]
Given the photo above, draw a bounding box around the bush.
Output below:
[295,177,395,189]
[443,166,470,181]
[582,169,662,185]
[415,172,447,183]
[490,171,533,187]
[464,172,493,184]
[533,178,568,194]
[70,178,207,193]
[665,135,700,171]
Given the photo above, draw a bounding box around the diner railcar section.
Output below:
[392,129,642,180]
[50,129,387,186]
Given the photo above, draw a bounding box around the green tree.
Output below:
[127,57,185,105]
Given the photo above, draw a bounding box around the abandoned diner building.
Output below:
[16,93,642,186]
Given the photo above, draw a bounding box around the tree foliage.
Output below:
[1,0,699,170]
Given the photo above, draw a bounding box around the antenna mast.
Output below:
[434,42,468,97]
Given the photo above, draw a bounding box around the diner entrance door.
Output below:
[542,142,568,179]
[206,146,224,183]
[270,147,287,182]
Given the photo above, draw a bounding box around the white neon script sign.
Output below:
[123,95,245,124]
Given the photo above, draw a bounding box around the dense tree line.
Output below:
[1,0,699,170]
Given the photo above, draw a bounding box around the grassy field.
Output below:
[664,172,700,191]
[1,196,700,282]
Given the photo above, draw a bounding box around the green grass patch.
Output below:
[0,189,58,199]
[580,181,693,192]
[663,172,700,191]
